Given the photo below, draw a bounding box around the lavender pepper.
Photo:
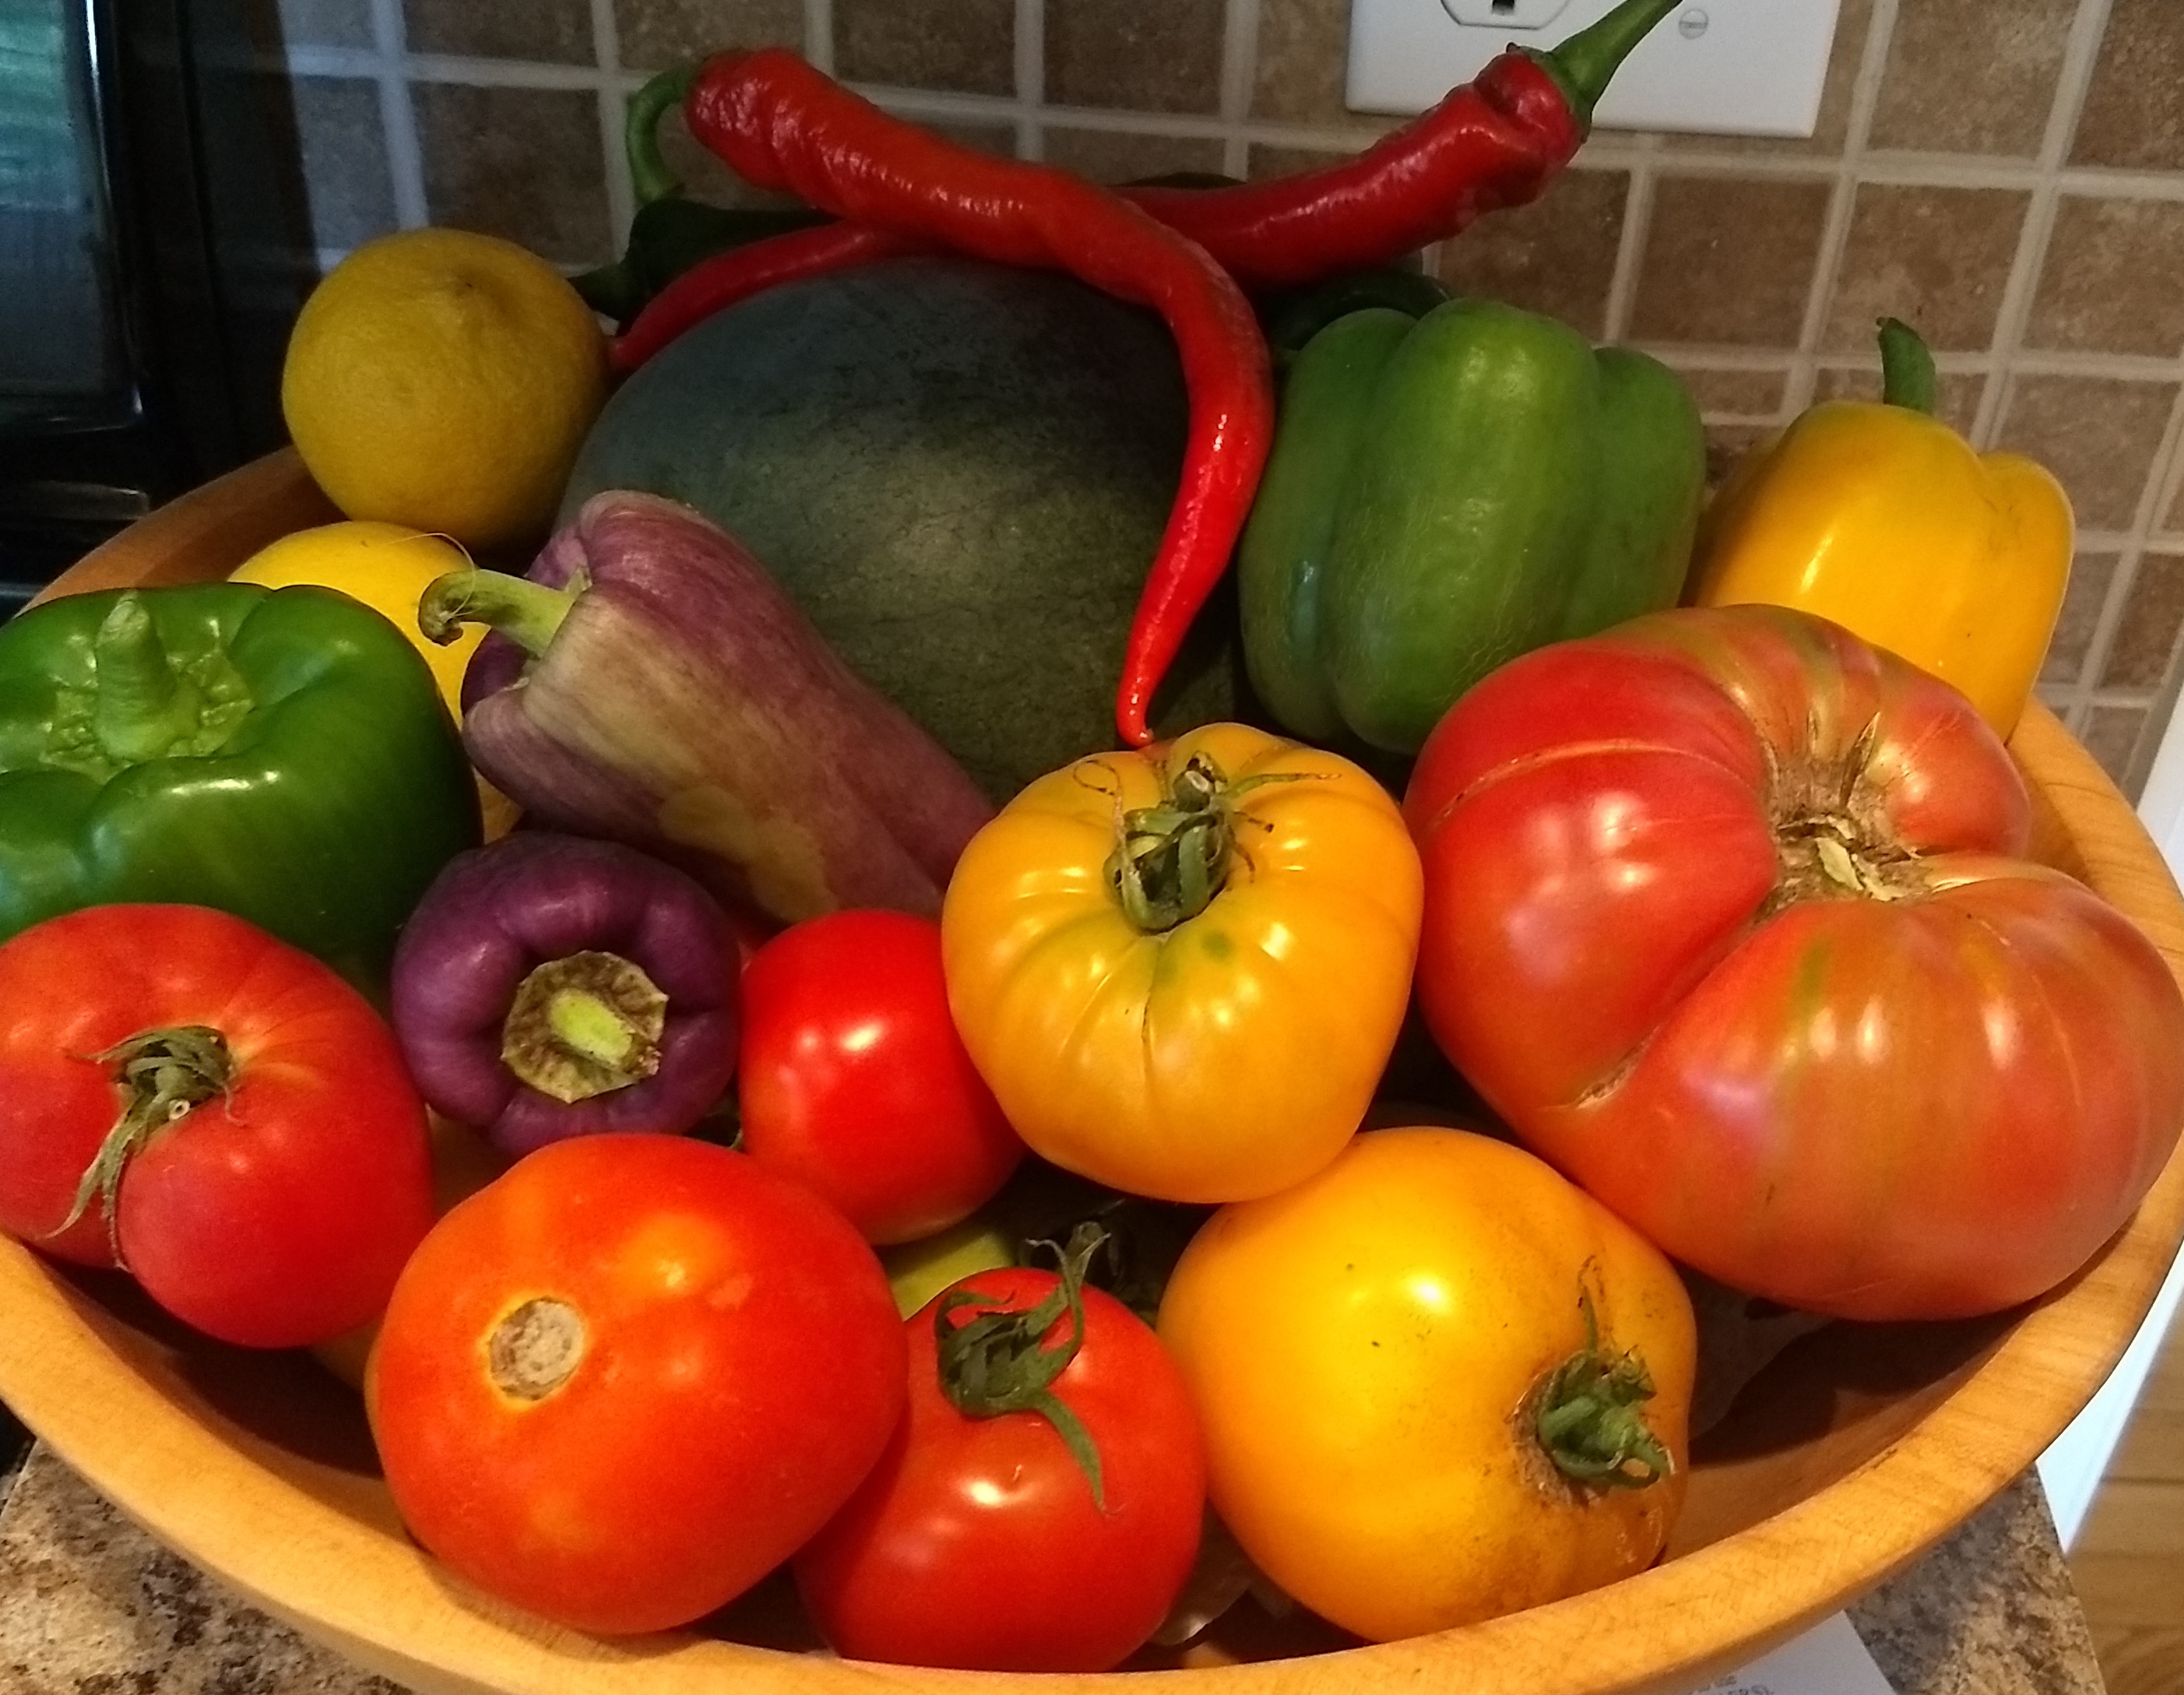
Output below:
[418,491,994,926]
[390,832,740,1156]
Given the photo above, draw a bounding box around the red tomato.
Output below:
[739,909,1024,1244]
[0,904,434,1348]
[793,1254,1207,1672]
[1405,605,2184,1320]
[367,1134,906,1637]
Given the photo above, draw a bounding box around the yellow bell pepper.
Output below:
[1689,319,2072,737]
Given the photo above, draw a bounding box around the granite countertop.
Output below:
[0,1434,2105,1695]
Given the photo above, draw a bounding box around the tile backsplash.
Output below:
[243,0,2184,797]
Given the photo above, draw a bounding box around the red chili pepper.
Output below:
[614,0,1675,367]
[679,48,1274,750]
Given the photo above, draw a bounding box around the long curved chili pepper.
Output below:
[681,48,1274,750]
[613,0,1677,365]
[609,220,920,372]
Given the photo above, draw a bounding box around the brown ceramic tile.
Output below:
[1996,375,2179,533]
[2026,199,2184,359]
[289,76,396,250]
[1704,424,1777,491]
[836,0,1014,95]
[654,104,802,208]
[2072,0,2184,171]
[1667,0,1870,156]
[1044,129,1226,185]
[237,0,374,51]
[1627,176,1832,346]
[2079,703,2151,789]
[1434,169,1627,341]
[2036,680,2079,718]
[1048,0,1223,114]
[1253,0,1349,126]
[2101,554,2184,690]
[404,0,593,62]
[414,83,611,267]
[921,120,1019,157]
[2040,554,2120,685]
[1667,366,1788,419]
[1867,0,2071,157]
[1820,185,2027,354]
[1809,365,1987,438]
[615,0,803,73]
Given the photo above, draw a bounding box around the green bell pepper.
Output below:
[0,583,482,990]
[1239,297,1705,754]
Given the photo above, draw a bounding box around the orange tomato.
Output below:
[365,1134,905,1635]
[941,723,1421,1204]
[1157,1125,1696,1642]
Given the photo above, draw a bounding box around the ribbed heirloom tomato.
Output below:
[366,1134,906,1636]
[1405,605,2184,1320]
[941,722,1422,1204]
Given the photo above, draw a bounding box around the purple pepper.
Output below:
[390,831,740,1156]
[420,491,995,926]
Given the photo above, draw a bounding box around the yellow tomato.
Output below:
[1157,1125,1697,1642]
[941,723,1420,1205]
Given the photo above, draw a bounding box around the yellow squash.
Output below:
[1690,319,2072,737]
[940,723,1422,1206]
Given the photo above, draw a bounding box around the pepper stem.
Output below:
[1540,0,1680,128]
[627,64,697,206]
[419,568,585,657]
[1532,1290,1672,1489]
[935,1224,1111,1511]
[1877,316,1939,416]
[501,951,668,1103]
[49,1025,236,1261]
[91,595,202,768]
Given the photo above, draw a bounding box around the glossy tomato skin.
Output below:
[1157,1126,1695,1644]
[367,1134,906,1637]
[793,1264,1207,1672]
[739,909,1024,1244]
[942,723,1422,1204]
[0,904,434,1348]
[1405,606,2184,1320]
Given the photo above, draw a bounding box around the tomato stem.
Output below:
[934,1222,1111,1510]
[50,1025,236,1261]
[501,950,668,1102]
[1105,753,1303,933]
[1533,1290,1672,1490]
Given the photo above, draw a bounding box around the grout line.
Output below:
[1217,0,1263,182]
[1015,0,1043,158]
[1600,162,1655,343]
[805,0,833,74]
[365,0,427,228]
[589,0,632,245]
[1783,0,1898,416]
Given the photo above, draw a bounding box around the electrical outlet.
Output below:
[1345,0,1842,137]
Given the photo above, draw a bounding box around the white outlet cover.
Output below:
[1345,0,1843,137]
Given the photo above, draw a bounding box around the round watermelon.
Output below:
[563,257,1252,802]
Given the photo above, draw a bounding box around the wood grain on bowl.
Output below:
[2,452,2182,1695]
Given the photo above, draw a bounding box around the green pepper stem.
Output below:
[1532,1290,1673,1490]
[501,951,667,1103]
[1539,0,1679,128]
[1877,316,1939,416]
[90,594,202,767]
[419,568,584,658]
[628,65,697,206]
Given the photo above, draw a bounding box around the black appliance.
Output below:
[2,0,316,612]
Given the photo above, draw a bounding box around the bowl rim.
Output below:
[2,452,2180,1695]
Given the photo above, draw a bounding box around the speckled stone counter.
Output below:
[0,1444,2105,1695]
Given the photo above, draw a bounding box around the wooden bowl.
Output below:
[5,451,2183,1695]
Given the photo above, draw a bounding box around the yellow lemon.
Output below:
[231,520,482,716]
[280,229,607,550]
